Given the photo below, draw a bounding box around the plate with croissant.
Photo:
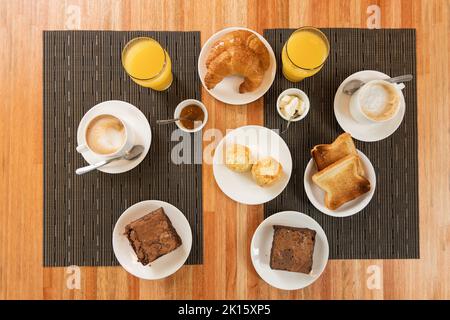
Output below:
[304,133,376,217]
[198,27,277,105]
[213,126,292,205]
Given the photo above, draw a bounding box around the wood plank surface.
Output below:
[0,0,448,299]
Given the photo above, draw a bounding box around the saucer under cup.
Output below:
[77,100,151,174]
[334,70,406,142]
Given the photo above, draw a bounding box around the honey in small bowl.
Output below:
[179,104,205,130]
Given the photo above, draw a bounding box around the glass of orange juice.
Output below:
[122,37,173,91]
[281,27,330,82]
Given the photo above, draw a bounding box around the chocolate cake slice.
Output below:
[269,225,316,274]
[124,207,182,265]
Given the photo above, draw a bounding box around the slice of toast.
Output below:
[312,154,371,210]
[311,133,363,175]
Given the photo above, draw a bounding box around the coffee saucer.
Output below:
[334,70,406,142]
[77,100,151,174]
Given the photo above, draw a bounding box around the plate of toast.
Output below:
[198,27,277,105]
[304,133,376,217]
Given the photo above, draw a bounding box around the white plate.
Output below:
[77,100,151,174]
[251,211,329,291]
[112,200,192,280]
[213,125,292,205]
[198,27,277,105]
[304,150,376,217]
[334,70,406,142]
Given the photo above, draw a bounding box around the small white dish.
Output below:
[77,100,151,174]
[213,125,292,205]
[276,88,310,121]
[334,70,406,142]
[251,211,329,291]
[198,27,277,105]
[304,149,376,217]
[174,99,208,133]
[112,200,192,280]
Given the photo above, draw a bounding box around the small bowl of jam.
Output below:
[174,99,208,133]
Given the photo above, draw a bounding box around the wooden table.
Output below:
[0,0,448,300]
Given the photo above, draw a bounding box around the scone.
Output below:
[251,156,283,186]
[225,144,253,172]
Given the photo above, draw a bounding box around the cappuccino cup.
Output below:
[349,80,404,124]
[76,114,134,158]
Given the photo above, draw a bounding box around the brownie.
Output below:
[124,207,182,265]
[269,225,316,274]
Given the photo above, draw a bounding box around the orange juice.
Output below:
[281,27,329,82]
[122,37,173,91]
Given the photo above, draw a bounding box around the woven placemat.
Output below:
[263,28,419,259]
[43,31,203,266]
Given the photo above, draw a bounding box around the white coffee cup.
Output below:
[76,113,134,158]
[349,79,404,124]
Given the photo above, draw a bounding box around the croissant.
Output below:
[204,30,270,93]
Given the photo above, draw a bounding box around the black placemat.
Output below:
[44,31,203,266]
[263,28,419,259]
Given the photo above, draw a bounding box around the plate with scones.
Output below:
[198,27,277,105]
[251,211,329,291]
[304,133,376,217]
[112,200,192,280]
[213,125,292,205]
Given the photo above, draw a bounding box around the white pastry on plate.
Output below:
[251,156,283,187]
[225,143,253,172]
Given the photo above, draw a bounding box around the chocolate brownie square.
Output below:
[124,207,182,265]
[269,225,316,274]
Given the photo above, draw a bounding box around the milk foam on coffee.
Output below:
[360,82,399,121]
[86,115,126,154]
